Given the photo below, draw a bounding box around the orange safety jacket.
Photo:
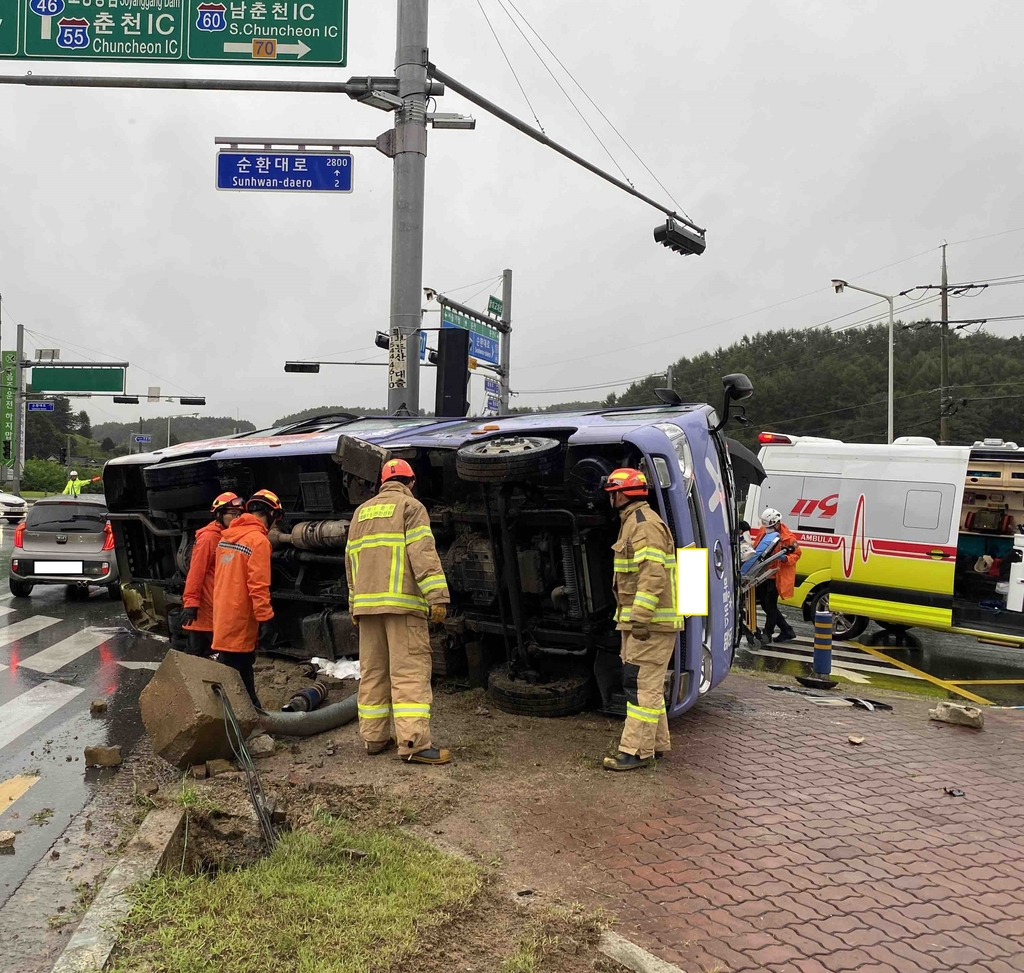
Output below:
[752,523,802,599]
[182,520,223,633]
[345,480,450,617]
[212,513,274,654]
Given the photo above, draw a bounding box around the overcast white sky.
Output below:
[1,0,1022,428]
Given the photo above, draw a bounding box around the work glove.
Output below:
[429,604,448,624]
[179,606,199,627]
[258,620,276,645]
[350,614,359,628]
[631,621,651,642]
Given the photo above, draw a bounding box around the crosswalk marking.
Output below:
[0,681,83,750]
[0,606,14,618]
[0,773,40,812]
[745,646,924,679]
[0,615,60,649]
[22,628,115,674]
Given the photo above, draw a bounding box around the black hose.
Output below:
[258,694,358,737]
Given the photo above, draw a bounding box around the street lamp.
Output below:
[831,279,896,445]
[167,412,200,449]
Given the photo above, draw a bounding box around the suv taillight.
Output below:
[758,432,793,445]
[13,522,24,549]
[102,522,115,552]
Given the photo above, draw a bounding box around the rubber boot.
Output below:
[366,737,397,756]
[775,626,797,643]
[602,752,653,772]
[404,747,452,765]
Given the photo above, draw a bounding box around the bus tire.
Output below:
[456,437,561,483]
[488,669,590,717]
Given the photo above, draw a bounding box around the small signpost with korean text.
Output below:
[217,151,353,193]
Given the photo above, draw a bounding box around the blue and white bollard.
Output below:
[797,609,839,689]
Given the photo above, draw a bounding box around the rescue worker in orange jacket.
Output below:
[751,507,801,644]
[345,459,451,765]
[180,492,244,658]
[602,468,683,772]
[212,489,281,706]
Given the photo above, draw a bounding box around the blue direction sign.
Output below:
[485,395,500,413]
[27,401,55,412]
[135,435,153,444]
[442,309,500,366]
[217,151,353,193]
[484,377,500,396]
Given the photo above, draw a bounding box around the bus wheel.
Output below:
[810,588,869,642]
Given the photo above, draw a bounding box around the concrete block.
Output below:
[140,650,259,769]
[929,700,985,729]
[207,759,234,777]
[84,746,122,767]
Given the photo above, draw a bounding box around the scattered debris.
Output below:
[191,763,208,779]
[84,746,122,768]
[247,735,276,759]
[338,848,369,861]
[769,685,893,710]
[137,780,160,797]
[207,759,235,778]
[516,889,536,897]
[0,830,16,848]
[944,787,966,798]
[474,706,492,718]
[84,818,93,832]
[51,850,60,860]
[30,808,54,826]
[848,735,865,746]
[90,699,108,716]
[310,657,361,681]
[929,701,984,729]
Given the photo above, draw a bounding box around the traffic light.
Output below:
[2,441,10,461]
[434,327,470,418]
[374,331,391,351]
[179,396,207,405]
[654,218,707,257]
[60,447,67,464]
[113,396,140,404]
[284,363,320,374]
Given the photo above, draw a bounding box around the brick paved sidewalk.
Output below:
[513,674,1024,973]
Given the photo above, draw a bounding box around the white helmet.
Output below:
[760,507,782,529]
[70,470,79,477]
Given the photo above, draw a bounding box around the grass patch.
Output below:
[110,813,481,973]
[30,807,54,826]
[176,779,220,815]
[500,904,606,973]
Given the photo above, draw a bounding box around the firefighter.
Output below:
[602,468,682,772]
[752,507,801,644]
[62,471,100,496]
[179,492,244,658]
[211,488,281,707]
[345,458,451,765]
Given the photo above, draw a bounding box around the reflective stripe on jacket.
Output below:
[345,480,450,617]
[182,520,223,632]
[612,500,683,632]
[212,513,274,654]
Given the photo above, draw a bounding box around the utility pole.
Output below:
[665,365,674,390]
[387,0,429,416]
[499,268,513,414]
[939,244,950,444]
[12,324,24,496]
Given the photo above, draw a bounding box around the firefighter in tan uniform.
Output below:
[345,459,452,765]
[602,468,683,772]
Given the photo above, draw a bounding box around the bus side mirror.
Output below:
[711,374,754,432]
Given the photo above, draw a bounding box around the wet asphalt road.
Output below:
[0,524,165,909]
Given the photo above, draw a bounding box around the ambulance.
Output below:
[744,433,1024,646]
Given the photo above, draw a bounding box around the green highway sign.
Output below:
[487,295,503,318]
[30,367,125,393]
[3,0,346,65]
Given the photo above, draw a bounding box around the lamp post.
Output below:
[831,279,896,444]
[167,412,200,449]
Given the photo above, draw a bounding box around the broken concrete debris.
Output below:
[90,699,108,716]
[929,701,984,729]
[137,780,160,797]
[848,735,865,746]
[0,830,15,848]
[206,759,235,778]
[247,734,276,758]
[190,764,208,779]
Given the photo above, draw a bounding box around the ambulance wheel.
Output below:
[456,437,561,483]
[488,669,590,717]
[810,588,868,642]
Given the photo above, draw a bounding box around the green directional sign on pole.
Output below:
[487,295,503,318]
[30,367,125,393]
[3,0,346,65]
[1,352,15,470]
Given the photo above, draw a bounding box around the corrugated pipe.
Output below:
[258,693,358,737]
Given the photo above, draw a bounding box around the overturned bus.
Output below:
[104,376,761,718]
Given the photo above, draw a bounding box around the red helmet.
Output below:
[602,468,649,498]
[381,458,415,483]
[211,492,243,515]
[246,489,283,517]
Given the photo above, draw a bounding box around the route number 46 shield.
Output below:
[196,3,227,31]
[56,17,89,49]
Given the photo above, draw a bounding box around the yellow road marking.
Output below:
[0,774,40,812]
[851,641,993,706]
[948,679,1024,686]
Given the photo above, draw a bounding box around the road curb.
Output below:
[49,806,186,973]
[599,930,687,973]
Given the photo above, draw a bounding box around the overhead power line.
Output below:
[474,0,545,132]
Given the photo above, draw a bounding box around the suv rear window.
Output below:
[26,504,107,533]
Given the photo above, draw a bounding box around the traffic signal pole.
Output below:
[387,0,429,416]
[12,324,24,496]
[499,268,512,414]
